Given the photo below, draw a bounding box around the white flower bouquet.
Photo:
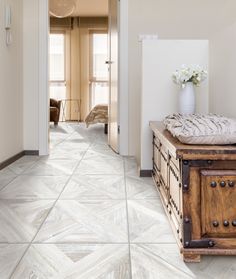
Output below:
[172,65,207,87]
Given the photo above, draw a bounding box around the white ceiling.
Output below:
[72,0,108,16]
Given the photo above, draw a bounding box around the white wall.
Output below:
[141,40,209,170]
[118,0,129,155]
[128,0,236,167]
[0,0,23,163]
[22,0,129,156]
[209,22,236,118]
[20,0,236,161]
[23,0,39,151]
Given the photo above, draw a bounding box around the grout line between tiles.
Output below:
[9,124,93,278]
[5,124,136,278]
[0,175,18,193]
[0,157,43,194]
[123,158,133,279]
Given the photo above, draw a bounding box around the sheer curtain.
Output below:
[50,17,108,121]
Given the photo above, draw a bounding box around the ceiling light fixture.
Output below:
[49,0,76,18]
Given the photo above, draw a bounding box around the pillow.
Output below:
[164,114,236,145]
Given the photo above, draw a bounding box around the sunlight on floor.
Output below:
[0,123,235,278]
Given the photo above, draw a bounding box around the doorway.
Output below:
[48,1,118,152]
[38,0,129,156]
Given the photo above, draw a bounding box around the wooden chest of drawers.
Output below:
[150,121,236,262]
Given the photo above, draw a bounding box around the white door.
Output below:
[108,0,119,153]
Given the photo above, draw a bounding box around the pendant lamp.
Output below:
[49,0,76,18]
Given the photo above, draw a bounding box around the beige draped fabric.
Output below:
[50,17,108,121]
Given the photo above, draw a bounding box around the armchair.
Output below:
[50,98,61,126]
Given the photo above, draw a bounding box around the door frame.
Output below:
[38,0,129,155]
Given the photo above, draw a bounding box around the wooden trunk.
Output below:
[150,121,236,262]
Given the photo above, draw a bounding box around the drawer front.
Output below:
[201,170,236,237]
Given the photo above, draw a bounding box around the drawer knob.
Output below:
[212,221,219,227]
[223,220,229,227]
[229,181,235,187]
[220,181,226,187]
[232,220,236,227]
[210,181,217,188]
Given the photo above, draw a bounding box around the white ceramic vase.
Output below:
[179,82,195,114]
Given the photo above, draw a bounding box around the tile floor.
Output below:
[0,123,236,278]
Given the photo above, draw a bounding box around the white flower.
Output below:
[172,64,207,87]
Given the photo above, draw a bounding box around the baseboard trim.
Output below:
[0,150,39,171]
[0,151,24,170]
[140,169,152,177]
[24,150,39,156]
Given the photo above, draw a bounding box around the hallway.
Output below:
[0,123,235,278]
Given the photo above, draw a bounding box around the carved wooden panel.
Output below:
[201,170,236,237]
[151,122,236,262]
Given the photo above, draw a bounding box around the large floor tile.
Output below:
[12,244,130,279]
[126,176,158,199]
[186,255,236,278]
[0,244,28,279]
[57,139,91,150]
[0,168,16,190]
[61,174,125,200]
[124,157,139,177]
[25,159,78,176]
[131,244,236,279]
[76,155,124,175]
[0,175,69,199]
[35,200,128,243]
[43,147,86,160]
[0,199,54,242]
[88,144,120,158]
[8,156,39,175]
[128,200,175,243]
[130,244,193,279]
[50,123,76,135]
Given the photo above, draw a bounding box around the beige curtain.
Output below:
[50,17,108,121]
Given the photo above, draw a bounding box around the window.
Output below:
[90,32,109,109]
[49,33,66,101]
